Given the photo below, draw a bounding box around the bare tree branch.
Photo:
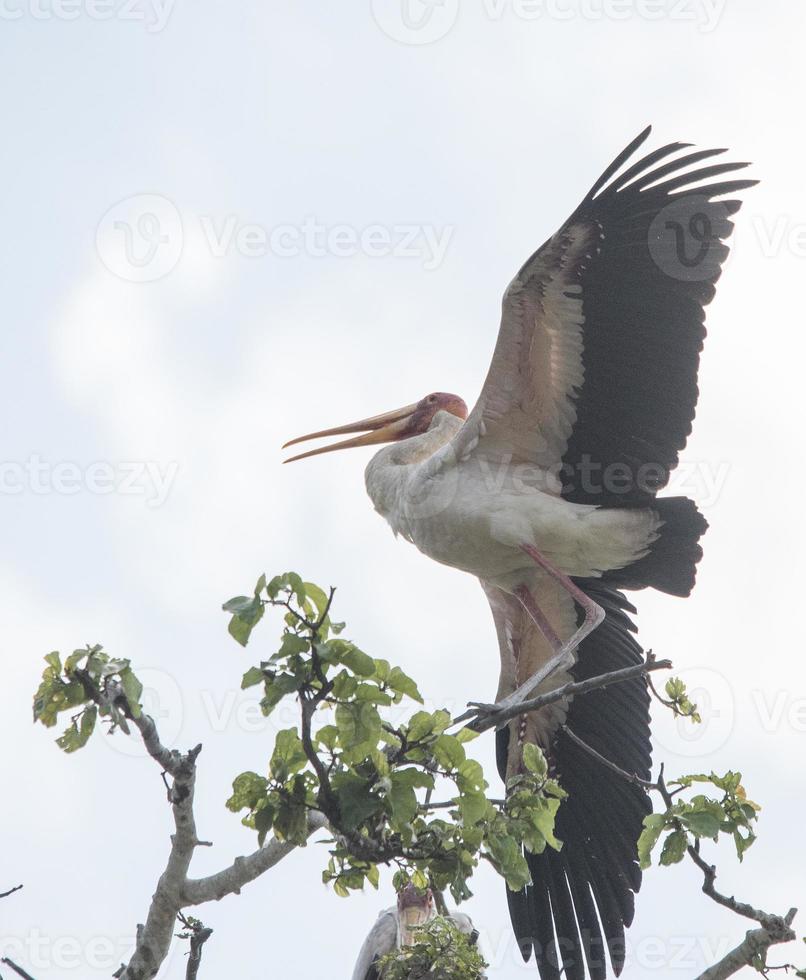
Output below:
[694,910,798,980]
[182,812,327,905]
[176,914,214,980]
[0,885,23,900]
[71,675,327,980]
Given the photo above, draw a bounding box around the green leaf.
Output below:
[226,771,269,812]
[387,666,423,703]
[270,729,308,782]
[254,801,276,846]
[660,830,688,866]
[335,702,382,761]
[241,666,265,689]
[341,646,376,678]
[680,806,722,840]
[388,770,421,827]
[120,668,143,718]
[332,771,380,832]
[303,582,330,617]
[260,673,300,715]
[276,633,309,659]
[432,734,466,771]
[637,813,666,870]
[458,791,487,826]
[55,705,98,753]
[522,743,548,779]
[529,797,563,851]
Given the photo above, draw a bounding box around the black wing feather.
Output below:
[555,128,757,505]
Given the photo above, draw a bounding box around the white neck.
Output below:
[364,411,464,536]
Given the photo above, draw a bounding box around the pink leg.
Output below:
[520,544,605,651]
[495,545,605,710]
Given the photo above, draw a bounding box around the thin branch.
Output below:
[560,724,658,789]
[0,885,23,900]
[422,799,506,811]
[453,654,672,731]
[1,959,36,980]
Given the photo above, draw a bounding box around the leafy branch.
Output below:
[29,570,804,980]
[225,572,566,901]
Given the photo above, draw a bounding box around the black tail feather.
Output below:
[605,496,708,597]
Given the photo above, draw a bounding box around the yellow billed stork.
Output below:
[351,885,481,980]
[283,126,756,980]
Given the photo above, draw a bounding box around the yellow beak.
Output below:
[282,402,419,463]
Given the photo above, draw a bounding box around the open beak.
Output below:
[282,402,418,463]
[397,897,434,947]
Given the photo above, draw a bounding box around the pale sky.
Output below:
[2,1,805,977]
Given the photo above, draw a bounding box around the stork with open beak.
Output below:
[350,885,481,980]
[284,127,756,980]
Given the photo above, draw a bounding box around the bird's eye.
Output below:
[428,395,437,403]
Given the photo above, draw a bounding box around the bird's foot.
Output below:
[453,701,509,733]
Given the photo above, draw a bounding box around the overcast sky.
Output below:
[2,1,805,977]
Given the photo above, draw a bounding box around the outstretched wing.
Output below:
[484,580,652,980]
[450,127,756,506]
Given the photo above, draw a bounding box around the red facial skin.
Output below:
[397,884,434,913]
[401,392,468,438]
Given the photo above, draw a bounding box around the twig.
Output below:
[560,724,657,789]
[421,799,506,811]
[453,654,672,731]
[176,914,214,980]
[1,959,36,980]
[0,885,23,900]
